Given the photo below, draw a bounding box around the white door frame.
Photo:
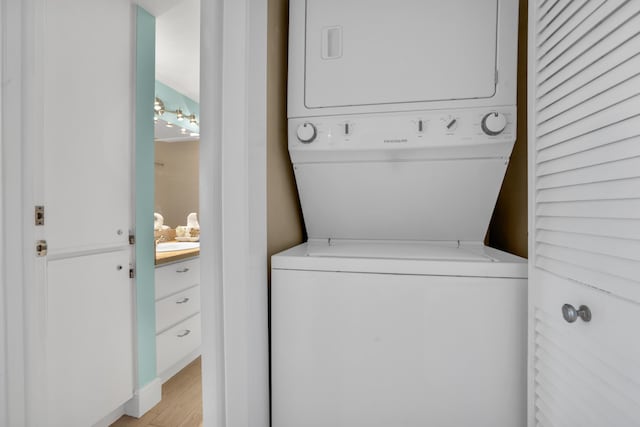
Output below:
[3,0,270,425]
[200,0,269,426]
[3,0,39,425]
[0,1,6,423]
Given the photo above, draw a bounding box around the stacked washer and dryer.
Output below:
[271,1,527,426]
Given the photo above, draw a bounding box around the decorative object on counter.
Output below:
[175,226,199,241]
[175,213,200,241]
[154,212,174,242]
[187,212,199,229]
[154,212,166,231]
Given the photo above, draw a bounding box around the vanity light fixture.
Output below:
[153,96,199,129]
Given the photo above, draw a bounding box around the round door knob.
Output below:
[562,304,592,323]
[481,112,507,136]
[296,122,317,143]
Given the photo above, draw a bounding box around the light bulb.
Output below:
[176,109,184,121]
[154,98,164,112]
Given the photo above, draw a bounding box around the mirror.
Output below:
[154,118,199,231]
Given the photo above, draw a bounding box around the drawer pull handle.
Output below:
[562,304,592,323]
[176,268,190,273]
[177,329,191,338]
[176,297,190,304]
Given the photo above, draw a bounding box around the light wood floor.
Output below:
[112,357,202,427]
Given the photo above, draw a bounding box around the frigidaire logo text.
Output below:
[383,138,408,144]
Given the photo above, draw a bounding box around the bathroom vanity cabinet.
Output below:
[155,257,202,381]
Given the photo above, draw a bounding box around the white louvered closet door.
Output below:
[529,0,640,426]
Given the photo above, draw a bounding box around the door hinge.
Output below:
[129,233,135,245]
[35,206,45,226]
[36,240,48,257]
[129,268,135,279]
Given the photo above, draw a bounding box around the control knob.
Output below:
[481,112,507,136]
[296,122,317,143]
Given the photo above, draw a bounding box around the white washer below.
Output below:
[271,240,527,427]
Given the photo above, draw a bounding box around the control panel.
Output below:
[289,108,516,149]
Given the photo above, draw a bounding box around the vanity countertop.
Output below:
[155,245,200,266]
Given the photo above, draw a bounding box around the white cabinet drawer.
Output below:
[155,258,200,300]
[155,286,201,333]
[156,313,201,374]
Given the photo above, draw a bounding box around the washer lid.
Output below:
[304,0,498,109]
[272,241,528,279]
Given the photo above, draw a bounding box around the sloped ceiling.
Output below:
[134,0,180,17]
[155,0,200,102]
[135,0,201,102]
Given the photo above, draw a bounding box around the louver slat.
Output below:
[537,177,640,202]
[537,216,640,239]
[536,199,640,219]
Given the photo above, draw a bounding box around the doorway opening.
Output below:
[114,1,203,425]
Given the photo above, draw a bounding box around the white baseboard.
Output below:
[124,377,162,418]
[159,348,201,383]
[93,404,126,427]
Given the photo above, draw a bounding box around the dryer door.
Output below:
[305,0,499,109]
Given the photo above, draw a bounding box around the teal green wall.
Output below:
[135,6,157,387]
[155,81,200,134]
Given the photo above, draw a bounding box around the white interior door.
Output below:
[528,0,640,425]
[39,0,135,424]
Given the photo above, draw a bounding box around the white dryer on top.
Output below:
[286,0,519,243]
[288,0,518,118]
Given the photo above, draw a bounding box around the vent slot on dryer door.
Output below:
[304,0,499,109]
